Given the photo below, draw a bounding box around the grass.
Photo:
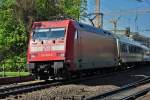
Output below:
[0,72,30,77]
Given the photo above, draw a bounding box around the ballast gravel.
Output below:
[4,66,150,100]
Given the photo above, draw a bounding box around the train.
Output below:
[27,19,149,80]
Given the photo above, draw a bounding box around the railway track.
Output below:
[0,66,144,99]
[0,73,110,99]
[0,80,61,99]
[85,76,150,100]
[0,67,133,99]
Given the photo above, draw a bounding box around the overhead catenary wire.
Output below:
[88,8,150,17]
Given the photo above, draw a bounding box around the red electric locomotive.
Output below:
[27,19,148,80]
[27,20,77,79]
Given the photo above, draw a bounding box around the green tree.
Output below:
[60,0,87,20]
[0,0,87,71]
[13,0,87,32]
[0,0,27,71]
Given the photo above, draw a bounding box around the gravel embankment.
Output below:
[4,66,150,100]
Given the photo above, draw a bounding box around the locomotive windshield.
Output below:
[33,28,65,40]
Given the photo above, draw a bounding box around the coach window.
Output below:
[129,45,137,53]
[130,46,133,53]
[121,44,124,52]
[129,45,133,53]
[134,47,137,54]
[139,47,143,54]
[134,46,136,53]
[136,47,139,54]
[136,47,140,54]
[129,45,132,53]
[120,43,123,52]
[121,43,127,53]
[128,45,131,53]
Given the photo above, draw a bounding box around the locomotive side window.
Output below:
[33,28,65,40]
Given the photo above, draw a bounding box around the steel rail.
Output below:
[0,80,57,99]
[0,80,47,92]
[85,77,150,100]
[122,87,150,100]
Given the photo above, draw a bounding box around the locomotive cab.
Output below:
[27,20,75,80]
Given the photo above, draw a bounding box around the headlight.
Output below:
[31,53,38,58]
[51,45,64,51]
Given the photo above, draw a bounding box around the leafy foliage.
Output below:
[0,0,27,71]
[60,0,87,20]
[0,0,87,71]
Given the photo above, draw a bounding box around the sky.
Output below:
[86,0,150,37]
